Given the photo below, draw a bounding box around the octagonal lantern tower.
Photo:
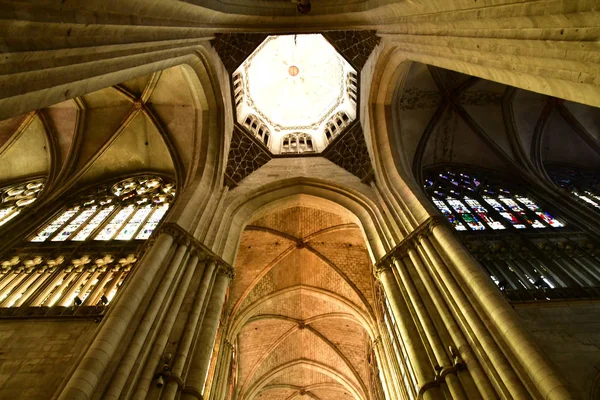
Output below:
[233,34,358,154]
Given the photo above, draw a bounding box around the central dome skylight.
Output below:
[233,34,357,155]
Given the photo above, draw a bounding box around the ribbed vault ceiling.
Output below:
[229,206,375,400]
[0,65,204,194]
[397,63,600,183]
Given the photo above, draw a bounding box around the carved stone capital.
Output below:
[374,262,392,277]
[216,262,235,281]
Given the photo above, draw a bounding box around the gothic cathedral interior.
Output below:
[0,2,600,400]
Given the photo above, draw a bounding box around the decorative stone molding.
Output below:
[216,262,235,281]
[158,223,231,273]
[375,216,446,271]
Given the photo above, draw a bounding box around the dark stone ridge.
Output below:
[213,33,268,74]
[225,126,272,187]
[323,30,380,71]
[323,121,374,182]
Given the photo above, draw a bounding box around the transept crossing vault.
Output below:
[0,1,599,400]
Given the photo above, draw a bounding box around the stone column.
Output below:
[162,259,218,399]
[431,224,572,399]
[58,232,174,400]
[210,339,234,400]
[103,240,189,400]
[181,263,234,400]
[376,262,440,400]
[393,254,467,400]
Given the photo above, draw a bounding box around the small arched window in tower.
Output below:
[281,133,315,154]
[424,170,564,232]
[347,72,358,104]
[547,165,600,212]
[324,111,352,144]
[233,72,244,110]
[31,175,175,242]
[0,179,45,227]
[242,114,271,147]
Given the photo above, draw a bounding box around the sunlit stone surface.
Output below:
[235,34,357,154]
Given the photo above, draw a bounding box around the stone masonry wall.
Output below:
[515,302,600,399]
[0,319,97,399]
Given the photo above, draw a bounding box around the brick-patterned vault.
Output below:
[227,206,376,400]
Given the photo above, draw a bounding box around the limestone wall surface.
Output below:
[0,319,97,399]
[515,302,600,399]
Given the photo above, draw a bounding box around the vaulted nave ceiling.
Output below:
[0,65,207,194]
[227,206,376,400]
[396,62,600,183]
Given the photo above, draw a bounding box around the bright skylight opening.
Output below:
[234,34,357,154]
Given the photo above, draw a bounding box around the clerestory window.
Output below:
[425,170,564,232]
[0,178,45,227]
[281,133,315,154]
[0,175,176,315]
[31,176,174,242]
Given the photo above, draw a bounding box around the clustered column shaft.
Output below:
[55,223,235,400]
[374,217,571,399]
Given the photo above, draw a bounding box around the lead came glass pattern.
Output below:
[432,198,466,231]
[464,197,505,230]
[72,206,115,241]
[30,176,175,242]
[446,199,486,230]
[115,206,153,241]
[52,207,97,242]
[425,170,564,232]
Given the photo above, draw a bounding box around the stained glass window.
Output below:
[424,170,564,232]
[547,165,600,213]
[0,179,45,227]
[30,176,175,242]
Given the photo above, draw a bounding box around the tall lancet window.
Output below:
[424,170,564,232]
[420,169,600,302]
[0,175,175,316]
[31,176,174,242]
[0,179,45,227]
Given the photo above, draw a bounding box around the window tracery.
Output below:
[0,179,45,227]
[31,176,174,243]
[281,132,315,154]
[546,165,600,212]
[423,168,600,302]
[0,175,175,317]
[424,170,564,232]
[324,111,351,143]
[242,114,270,146]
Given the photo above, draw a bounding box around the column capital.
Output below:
[216,262,235,281]
[374,262,392,277]
[224,340,235,351]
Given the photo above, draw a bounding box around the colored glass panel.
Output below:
[31,209,78,242]
[464,197,504,230]
[483,197,526,229]
[115,206,153,240]
[72,206,115,241]
[135,205,169,240]
[515,196,564,228]
[498,197,545,228]
[94,206,135,241]
[446,199,485,230]
[52,207,97,242]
